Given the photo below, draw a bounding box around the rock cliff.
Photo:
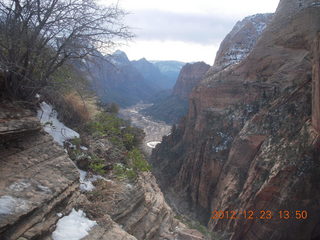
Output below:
[143,62,210,124]
[172,62,210,100]
[0,101,204,240]
[151,0,320,239]
[0,102,80,240]
[209,13,273,74]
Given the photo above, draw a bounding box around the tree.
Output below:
[0,0,132,99]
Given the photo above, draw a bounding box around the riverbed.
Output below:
[119,103,171,155]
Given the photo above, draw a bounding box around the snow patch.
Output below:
[80,146,88,151]
[0,195,29,215]
[79,169,107,192]
[147,141,161,148]
[37,102,80,146]
[52,208,96,240]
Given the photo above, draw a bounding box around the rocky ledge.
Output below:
[0,103,80,240]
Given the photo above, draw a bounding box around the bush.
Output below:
[86,112,144,150]
[128,148,151,172]
[113,148,150,181]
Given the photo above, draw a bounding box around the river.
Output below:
[119,103,172,155]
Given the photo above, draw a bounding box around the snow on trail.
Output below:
[52,208,96,240]
[37,102,79,146]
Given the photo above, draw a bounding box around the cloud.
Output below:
[120,40,219,64]
[125,10,238,45]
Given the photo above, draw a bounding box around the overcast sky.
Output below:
[101,0,280,64]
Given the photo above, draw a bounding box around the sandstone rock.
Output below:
[82,172,205,240]
[208,13,273,74]
[143,62,210,124]
[151,1,320,239]
[312,33,320,132]
[0,108,80,240]
[0,102,41,142]
[172,62,210,100]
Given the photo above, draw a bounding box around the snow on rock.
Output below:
[52,208,96,240]
[80,146,88,151]
[213,13,273,70]
[0,195,29,215]
[147,141,161,149]
[79,170,95,191]
[78,169,108,192]
[37,102,79,146]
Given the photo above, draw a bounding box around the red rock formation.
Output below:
[172,62,210,100]
[209,13,273,74]
[151,1,320,239]
[312,33,320,132]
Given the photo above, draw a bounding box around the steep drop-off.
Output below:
[151,1,320,239]
[0,100,205,240]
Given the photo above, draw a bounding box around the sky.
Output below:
[100,0,280,65]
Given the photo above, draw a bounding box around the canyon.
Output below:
[1,0,320,239]
[151,0,320,239]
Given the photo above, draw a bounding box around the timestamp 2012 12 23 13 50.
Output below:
[211,210,308,220]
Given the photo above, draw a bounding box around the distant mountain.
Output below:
[150,61,185,89]
[143,62,210,124]
[80,50,157,107]
[76,51,184,107]
[131,58,171,89]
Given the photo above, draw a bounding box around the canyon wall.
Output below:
[151,1,320,239]
[172,62,210,100]
[143,62,210,124]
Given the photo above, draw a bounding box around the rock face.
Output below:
[312,33,320,132]
[143,62,210,124]
[83,172,204,240]
[209,13,273,74]
[0,102,80,240]
[172,62,210,100]
[151,1,320,239]
[0,101,204,240]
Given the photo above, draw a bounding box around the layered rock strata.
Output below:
[151,1,320,239]
[0,103,80,240]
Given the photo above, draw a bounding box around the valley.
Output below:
[0,0,320,240]
[119,103,171,155]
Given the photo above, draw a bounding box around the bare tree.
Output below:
[0,0,132,99]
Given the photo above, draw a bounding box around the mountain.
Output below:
[150,60,185,89]
[208,13,273,74]
[172,62,210,99]
[143,62,210,124]
[131,58,171,89]
[77,51,184,107]
[80,51,157,107]
[151,1,320,239]
[143,13,273,124]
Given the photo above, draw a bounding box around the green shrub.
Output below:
[89,153,106,174]
[128,148,151,172]
[90,162,105,175]
[114,163,137,181]
[113,148,150,181]
[70,137,82,147]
